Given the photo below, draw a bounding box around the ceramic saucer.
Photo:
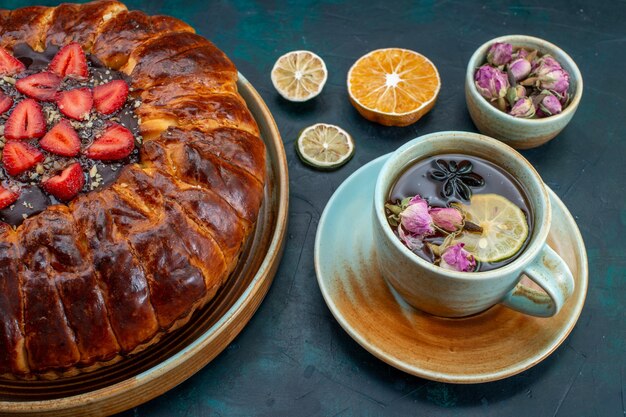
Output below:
[314,154,588,384]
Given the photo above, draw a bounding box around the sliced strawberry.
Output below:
[4,99,46,140]
[2,141,44,176]
[39,119,81,157]
[56,87,92,120]
[42,162,85,201]
[48,43,88,79]
[93,80,128,115]
[85,123,134,160]
[0,47,25,76]
[0,92,13,114]
[15,72,62,101]
[0,186,20,210]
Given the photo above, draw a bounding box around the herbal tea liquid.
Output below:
[388,154,533,271]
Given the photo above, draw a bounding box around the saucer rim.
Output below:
[314,153,588,384]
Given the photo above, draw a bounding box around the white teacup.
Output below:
[373,131,574,318]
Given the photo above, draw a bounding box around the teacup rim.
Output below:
[465,34,583,126]
[374,130,551,280]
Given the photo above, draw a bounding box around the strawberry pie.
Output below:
[0,41,140,224]
[0,0,266,380]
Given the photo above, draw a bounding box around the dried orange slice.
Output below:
[271,50,327,102]
[347,48,440,126]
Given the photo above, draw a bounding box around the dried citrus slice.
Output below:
[296,123,354,170]
[347,48,440,126]
[271,50,327,102]
[453,194,529,263]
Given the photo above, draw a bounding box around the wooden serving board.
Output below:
[0,75,289,416]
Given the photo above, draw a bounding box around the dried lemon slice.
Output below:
[296,123,354,170]
[271,50,327,102]
[453,194,529,263]
[347,48,440,126]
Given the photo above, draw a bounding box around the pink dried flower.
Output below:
[440,243,477,272]
[534,55,570,94]
[509,58,531,81]
[399,195,434,237]
[509,97,536,118]
[513,48,529,60]
[532,54,561,72]
[429,207,464,232]
[398,226,425,251]
[506,84,527,106]
[474,65,510,101]
[487,42,513,66]
[539,94,563,116]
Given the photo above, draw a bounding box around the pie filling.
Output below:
[0,42,141,226]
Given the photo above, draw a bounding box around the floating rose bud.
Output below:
[487,42,513,66]
[440,243,476,272]
[509,58,531,81]
[539,94,562,116]
[399,195,434,237]
[474,65,509,101]
[398,226,424,251]
[430,207,464,233]
[509,97,536,118]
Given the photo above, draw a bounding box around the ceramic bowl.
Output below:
[465,35,583,149]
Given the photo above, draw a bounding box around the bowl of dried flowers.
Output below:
[465,35,583,149]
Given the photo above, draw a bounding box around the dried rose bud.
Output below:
[506,84,527,106]
[536,54,561,70]
[539,94,562,116]
[509,58,531,81]
[515,84,527,97]
[509,97,536,118]
[530,54,557,72]
[534,55,570,94]
[487,42,513,66]
[474,65,510,101]
[513,48,529,60]
[430,207,464,233]
[541,68,569,93]
[440,243,476,272]
[398,226,424,251]
[399,196,434,237]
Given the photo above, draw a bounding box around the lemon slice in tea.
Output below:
[296,123,355,170]
[271,50,328,102]
[453,193,529,263]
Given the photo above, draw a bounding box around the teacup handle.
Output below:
[501,244,575,317]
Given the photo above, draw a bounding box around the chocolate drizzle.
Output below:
[0,44,141,227]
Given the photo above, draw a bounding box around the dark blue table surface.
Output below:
[7,0,626,416]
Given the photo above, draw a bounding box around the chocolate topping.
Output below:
[0,44,141,227]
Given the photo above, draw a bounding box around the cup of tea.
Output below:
[372,131,574,318]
